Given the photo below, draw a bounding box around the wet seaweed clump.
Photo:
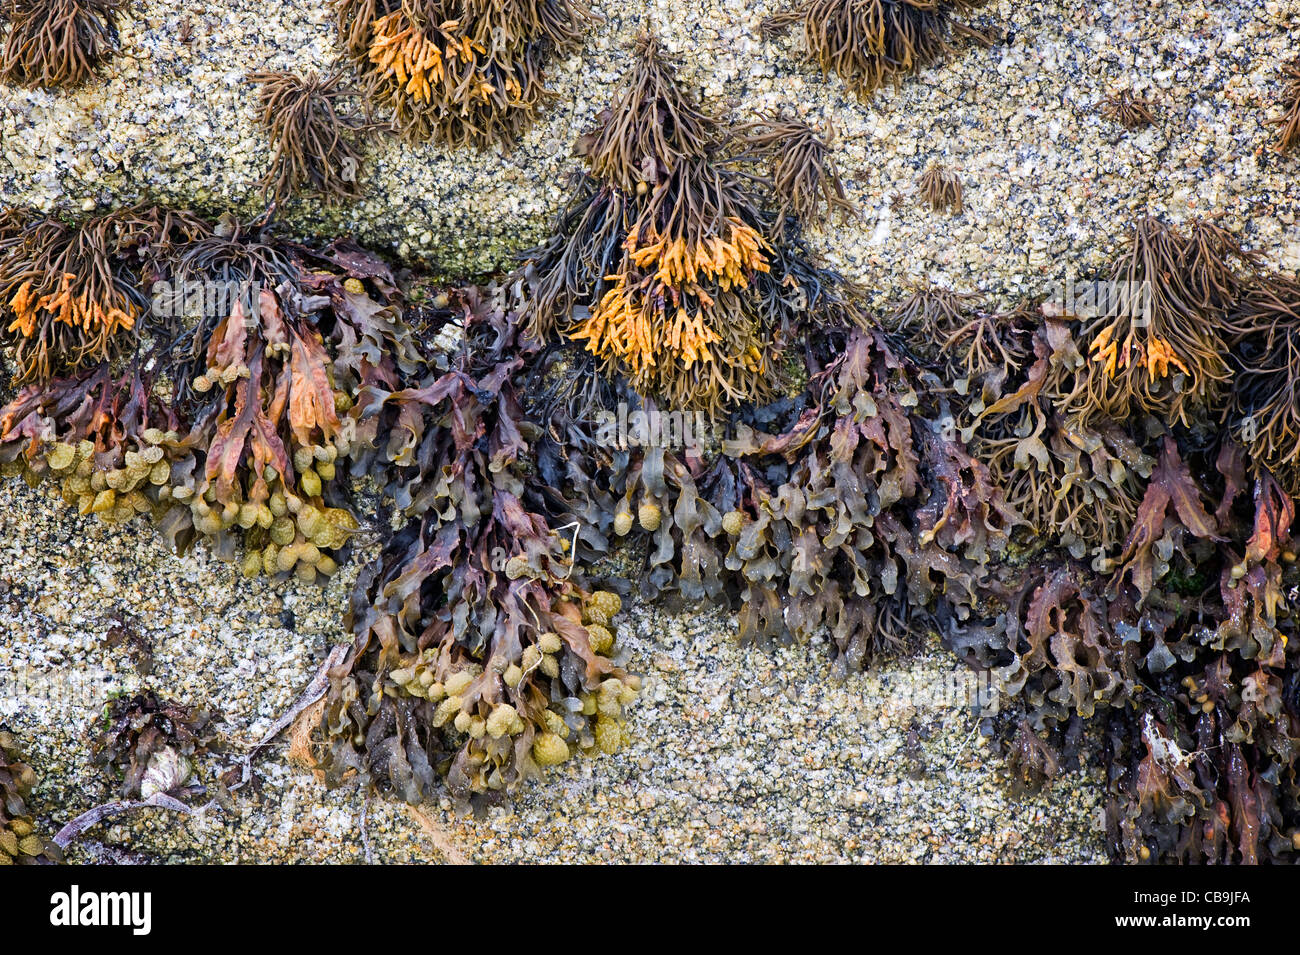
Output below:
[0,210,422,581]
[904,219,1262,565]
[154,226,420,579]
[0,0,125,88]
[708,324,1020,670]
[552,305,1018,673]
[0,729,61,864]
[0,362,185,525]
[894,286,1152,559]
[761,0,990,100]
[313,290,639,807]
[1224,273,1300,495]
[334,0,591,148]
[517,32,859,415]
[0,206,205,384]
[1101,90,1155,130]
[917,164,963,213]
[91,691,221,799]
[962,440,1300,863]
[248,71,370,206]
[1062,217,1254,432]
[907,218,1300,862]
[1275,56,1300,153]
[729,115,857,231]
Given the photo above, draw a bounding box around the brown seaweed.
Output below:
[249,70,371,206]
[335,0,592,148]
[761,0,991,101]
[0,0,125,88]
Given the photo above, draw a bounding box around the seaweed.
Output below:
[881,284,975,356]
[761,0,991,100]
[917,163,963,213]
[1275,56,1300,154]
[335,0,591,148]
[0,212,421,581]
[726,328,944,665]
[730,114,857,231]
[0,729,62,864]
[0,206,206,384]
[1224,272,1300,495]
[967,438,1300,863]
[958,310,1154,558]
[1101,90,1155,130]
[248,70,371,206]
[91,691,221,800]
[0,0,125,88]
[146,222,419,577]
[1063,218,1255,431]
[4,195,1298,859]
[0,362,185,525]
[517,32,861,416]
[315,289,638,807]
[602,323,1017,674]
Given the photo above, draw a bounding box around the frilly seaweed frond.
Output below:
[316,290,638,807]
[0,729,62,864]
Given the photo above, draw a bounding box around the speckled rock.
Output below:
[3,0,1298,863]
[1,0,1297,285]
[0,478,1106,863]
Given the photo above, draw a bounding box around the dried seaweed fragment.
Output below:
[91,691,221,799]
[0,0,126,88]
[248,70,370,206]
[762,0,992,100]
[1101,90,1155,130]
[917,164,963,213]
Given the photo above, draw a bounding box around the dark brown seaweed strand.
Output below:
[1276,56,1300,153]
[730,115,857,231]
[577,31,715,194]
[1101,90,1155,130]
[0,0,126,88]
[917,164,962,212]
[248,71,370,206]
[761,0,991,100]
[333,0,392,60]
